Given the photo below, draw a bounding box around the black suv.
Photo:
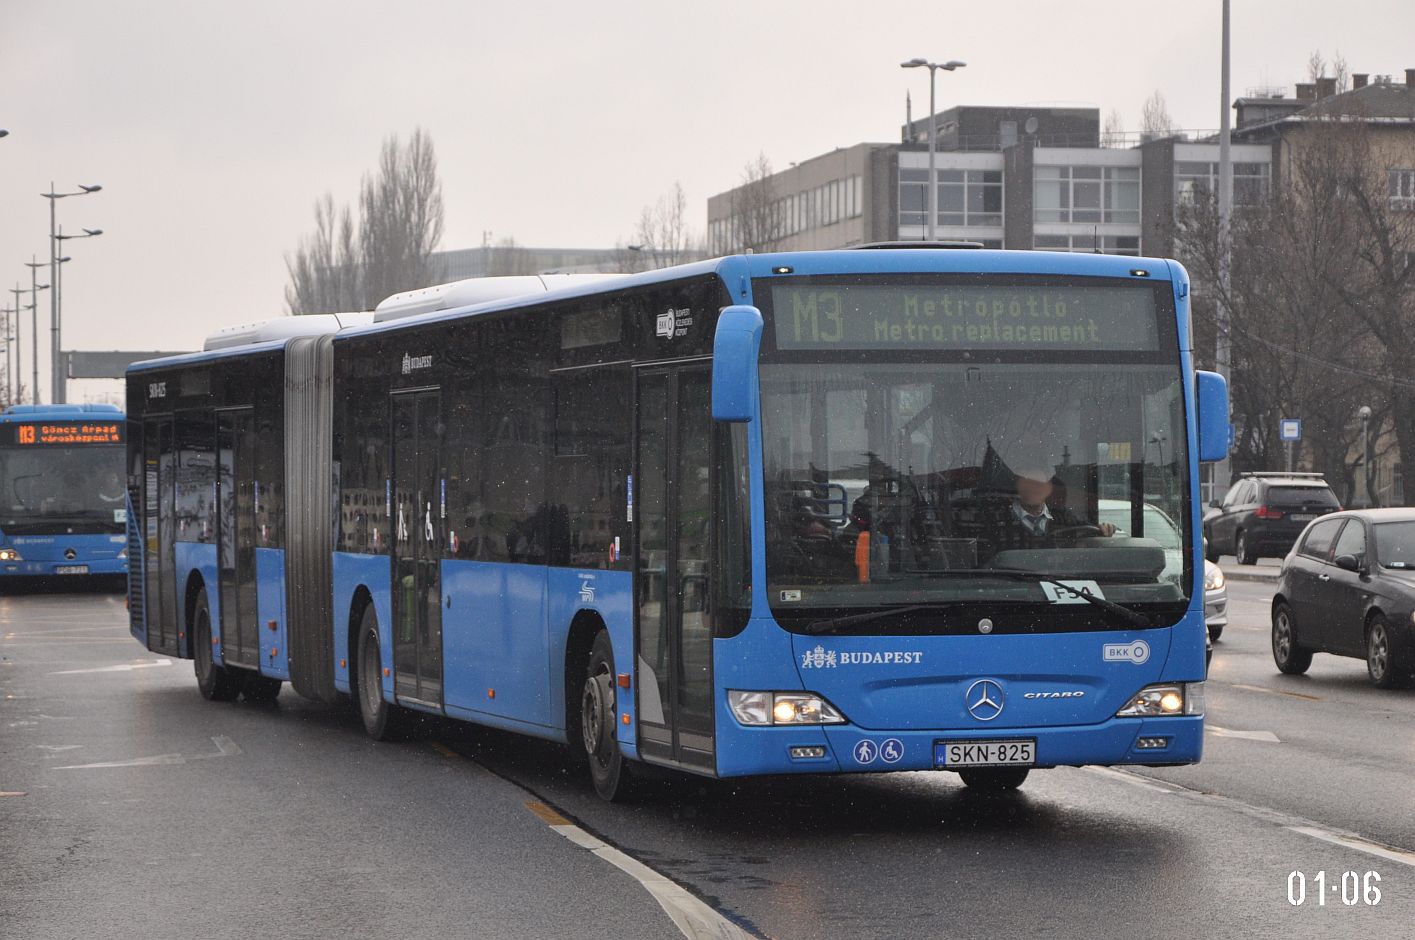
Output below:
[1204,472,1341,565]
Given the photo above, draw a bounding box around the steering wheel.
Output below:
[1050,524,1104,540]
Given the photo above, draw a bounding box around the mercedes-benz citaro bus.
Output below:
[126,249,1228,799]
[0,403,129,587]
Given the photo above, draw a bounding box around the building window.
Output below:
[1035,165,1140,224]
[1034,234,1140,256]
[900,168,1000,228]
[1175,161,1271,208]
[1390,169,1415,209]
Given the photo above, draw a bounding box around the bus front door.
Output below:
[390,390,444,709]
[635,365,715,772]
[216,410,259,670]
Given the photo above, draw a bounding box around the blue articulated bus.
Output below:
[0,403,129,586]
[126,250,1229,798]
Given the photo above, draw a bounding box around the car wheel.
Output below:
[1271,601,1313,675]
[1235,531,1256,566]
[959,767,1030,791]
[193,587,244,701]
[1365,614,1411,689]
[1208,623,1223,643]
[1205,538,1219,564]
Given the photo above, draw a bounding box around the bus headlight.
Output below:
[1116,682,1205,717]
[728,690,846,726]
[0,548,22,561]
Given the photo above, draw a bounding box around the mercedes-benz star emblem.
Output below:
[965,678,1005,721]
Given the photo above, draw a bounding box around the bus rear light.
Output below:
[728,690,846,726]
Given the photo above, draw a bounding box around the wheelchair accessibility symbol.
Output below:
[879,737,904,764]
[852,740,878,764]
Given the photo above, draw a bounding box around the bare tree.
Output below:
[726,153,784,252]
[1101,108,1126,148]
[285,128,445,313]
[1176,110,1414,503]
[1140,91,1175,141]
[632,181,698,270]
[1307,49,1350,93]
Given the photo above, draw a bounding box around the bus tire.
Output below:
[581,630,634,801]
[959,767,1030,791]
[193,588,243,702]
[243,675,282,703]
[355,604,405,740]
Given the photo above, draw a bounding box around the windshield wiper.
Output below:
[910,568,1151,629]
[801,598,1040,635]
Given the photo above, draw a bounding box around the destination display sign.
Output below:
[1,421,124,446]
[771,283,1160,352]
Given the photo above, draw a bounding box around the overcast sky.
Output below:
[3,0,1413,400]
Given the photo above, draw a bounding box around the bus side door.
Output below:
[390,389,444,709]
[635,365,714,772]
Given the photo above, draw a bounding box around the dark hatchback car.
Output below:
[1204,472,1341,565]
[1271,508,1415,689]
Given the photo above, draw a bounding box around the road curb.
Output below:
[1221,569,1280,584]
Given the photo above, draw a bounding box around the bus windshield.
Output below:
[0,445,127,534]
[759,278,1189,632]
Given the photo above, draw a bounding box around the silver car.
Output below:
[1098,500,1227,642]
[1204,560,1227,642]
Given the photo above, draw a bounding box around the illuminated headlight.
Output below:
[1115,682,1205,717]
[728,690,846,726]
[1204,563,1225,591]
[117,549,128,560]
[0,548,22,562]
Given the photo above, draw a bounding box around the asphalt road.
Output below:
[3,578,1413,939]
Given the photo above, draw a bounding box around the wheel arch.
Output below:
[183,569,208,659]
[347,584,375,675]
[564,609,608,736]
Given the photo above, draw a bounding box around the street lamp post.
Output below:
[23,258,50,406]
[901,57,967,242]
[5,286,23,403]
[43,182,101,405]
[0,302,14,404]
[1358,405,1373,508]
[50,227,97,403]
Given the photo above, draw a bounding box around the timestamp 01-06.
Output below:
[1287,871,1381,906]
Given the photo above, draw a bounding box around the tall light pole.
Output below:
[1214,0,1234,499]
[51,226,100,403]
[0,301,14,404]
[901,57,967,242]
[23,258,50,405]
[1358,405,1373,507]
[43,183,101,405]
[6,286,23,403]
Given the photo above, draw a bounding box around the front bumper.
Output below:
[1204,587,1228,627]
[714,715,1204,777]
[1,558,128,577]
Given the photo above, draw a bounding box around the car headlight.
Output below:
[1205,563,1225,591]
[728,690,847,726]
[0,548,22,562]
[1116,682,1204,717]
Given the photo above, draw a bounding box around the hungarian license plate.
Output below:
[936,739,1035,767]
[54,565,89,575]
[1291,514,1316,522]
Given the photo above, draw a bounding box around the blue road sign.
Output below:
[1279,418,1302,442]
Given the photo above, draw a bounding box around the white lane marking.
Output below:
[54,736,239,770]
[1083,766,1175,794]
[1228,682,1322,701]
[1096,766,1415,866]
[1288,827,1415,869]
[33,745,83,752]
[543,820,753,940]
[1207,725,1281,743]
[49,659,172,675]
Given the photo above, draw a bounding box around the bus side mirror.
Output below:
[712,305,764,423]
[1196,370,1229,463]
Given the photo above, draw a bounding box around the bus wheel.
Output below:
[193,588,243,702]
[959,767,1030,791]
[581,630,633,801]
[243,675,282,703]
[356,604,404,740]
